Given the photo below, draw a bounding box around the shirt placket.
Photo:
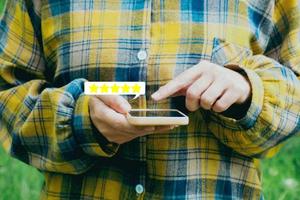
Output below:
[130,0,152,199]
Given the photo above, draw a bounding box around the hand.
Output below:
[151,60,251,113]
[89,95,175,144]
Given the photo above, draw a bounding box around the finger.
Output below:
[94,118,159,144]
[95,124,137,144]
[94,102,159,133]
[185,75,213,111]
[123,126,176,141]
[96,124,176,144]
[96,95,131,114]
[170,87,188,97]
[91,98,176,143]
[92,98,132,127]
[212,90,240,113]
[97,120,155,137]
[123,125,176,135]
[199,80,227,110]
[151,65,203,101]
[153,125,177,133]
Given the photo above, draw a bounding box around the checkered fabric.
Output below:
[0,0,300,199]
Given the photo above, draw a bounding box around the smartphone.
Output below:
[126,109,189,126]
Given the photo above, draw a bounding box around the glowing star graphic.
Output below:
[122,84,130,93]
[132,84,141,93]
[84,82,145,99]
[111,84,120,93]
[89,84,98,93]
[100,84,109,93]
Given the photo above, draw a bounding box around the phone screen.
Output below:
[129,110,184,117]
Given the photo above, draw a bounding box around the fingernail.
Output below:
[151,92,160,100]
[123,103,131,112]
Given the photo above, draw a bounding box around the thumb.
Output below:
[96,95,131,114]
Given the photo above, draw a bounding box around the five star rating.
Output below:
[85,82,146,97]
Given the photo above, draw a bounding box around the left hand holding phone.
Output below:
[89,95,176,144]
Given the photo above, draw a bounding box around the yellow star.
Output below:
[111,84,119,93]
[100,84,109,93]
[121,84,130,93]
[89,84,98,94]
[132,84,141,93]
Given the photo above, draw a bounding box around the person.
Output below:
[0,0,299,199]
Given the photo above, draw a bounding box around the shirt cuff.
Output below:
[72,94,119,157]
[209,67,264,130]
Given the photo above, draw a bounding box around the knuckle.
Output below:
[220,74,233,85]
[186,89,198,99]
[201,96,210,104]
[185,102,193,111]
[187,104,198,112]
[200,96,213,109]
[213,102,227,112]
[186,100,199,112]
[233,84,245,94]
[219,76,230,85]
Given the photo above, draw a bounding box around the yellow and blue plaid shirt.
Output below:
[1,0,300,199]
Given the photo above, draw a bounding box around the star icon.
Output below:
[100,84,109,93]
[89,84,98,94]
[121,84,130,93]
[111,84,120,93]
[132,84,141,93]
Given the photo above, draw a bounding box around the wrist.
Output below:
[222,64,253,119]
[225,64,252,104]
[237,75,252,104]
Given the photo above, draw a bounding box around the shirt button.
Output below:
[137,50,147,60]
[135,184,144,194]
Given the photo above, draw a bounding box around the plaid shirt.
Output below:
[1,0,300,199]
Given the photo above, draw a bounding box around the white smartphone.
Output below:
[126,109,189,126]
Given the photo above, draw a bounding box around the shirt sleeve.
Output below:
[0,0,119,175]
[208,0,300,158]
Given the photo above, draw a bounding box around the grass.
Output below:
[0,0,5,15]
[0,138,299,200]
[0,147,44,200]
[261,138,300,200]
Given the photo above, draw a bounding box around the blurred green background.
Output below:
[0,0,4,15]
[0,0,299,200]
